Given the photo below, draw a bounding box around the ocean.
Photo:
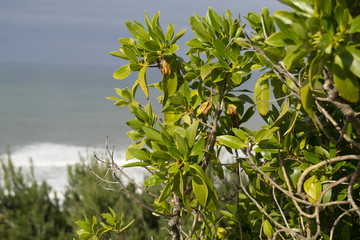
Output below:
[0,62,262,196]
[0,62,153,195]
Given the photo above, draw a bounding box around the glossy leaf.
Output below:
[122,45,138,63]
[217,135,246,149]
[333,57,360,103]
[254,75,270,116]
[127,148,150,161]
[300,78,317,128]
[265,31,297,47]
[192,175,208,207]
[348,15,360,33]
[142,126,163,144]
[158,179,173,203]
[186,120,199,148]
[304,175,322,203]
[122,161,149,168]
[200,64,214,80]
[214,39,234,62]
[283,47,308,70]
[113,65,132,80]
[138,66,149,99]
[263,220,274,238]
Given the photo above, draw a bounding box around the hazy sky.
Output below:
[0,0,285,66]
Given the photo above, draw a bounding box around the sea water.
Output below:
[0,62,155,195]
[0,62,262,197]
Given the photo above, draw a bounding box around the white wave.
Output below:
[11,143,95,167]
[6,143,148,197]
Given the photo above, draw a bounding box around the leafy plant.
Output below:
[99,1,360,239]
[75,207,134,240]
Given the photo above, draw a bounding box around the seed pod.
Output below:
[162,59,171,76]
[227,104,239,128]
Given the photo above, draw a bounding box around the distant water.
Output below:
[0,62,158,194]
[0,62,262,195]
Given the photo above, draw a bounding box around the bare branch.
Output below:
[297,155,360,195]
[348,162,360,217]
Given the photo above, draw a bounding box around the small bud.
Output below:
[162,59,171,76]
[227,104,239,128]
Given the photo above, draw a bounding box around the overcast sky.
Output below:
[0,0,285,66]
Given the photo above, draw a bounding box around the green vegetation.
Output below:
[101,0,360,239]
[1,0,360,239]
[0,151,169,239]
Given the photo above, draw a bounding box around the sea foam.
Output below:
[7,143,148,196]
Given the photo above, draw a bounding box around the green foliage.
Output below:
[0,152,70,240]
[0,151,170,239]
[106,1,360,239]
[75,208,134,240]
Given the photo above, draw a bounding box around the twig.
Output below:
[239,166,305,239]
[329,209,356,240]
[272,187,295,240]
[102,138,159,198]
[296,155,360,195]
[347,162,360,217]
[189,206,201,239]
[315,99,360,149]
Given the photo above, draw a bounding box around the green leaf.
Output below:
[254,75,270,116]
[231,72,242,84]
[113,65,132,80]
[163,71,177,96]
[271,98,290,127]
[165,23,175,42]
[217,135,246,149]
[322,182,332,204]
[122,45,138,63]
[309,54,324,83]
[192,175,208,207]
[171,28,186,45]
[348,15,360,33]
[138,66,149,99]
[143,40,161,51]
[163,44,179,55]
[208,7,224,35]
[261,7,274,37]
[284,102,301,135]
[143,175,164,186]
[142,126,163,144]
[115,88,132,101]
[333,55,360,103]
[214,39,234,62]
[109,50,129,60]
[304,175,322,203]
[283,47,308,70]
[263,220,274,238]
[122,161,149,168]
[186,120,199,148]
[175,133,188,156]
[114,99,129,107]
[265,31,297,47]
[158,179,173,202]
[126,131,143,141]
[200,64,214,80]
[300,78,317,128]
[304,152,321,164]
[191,137,205,156]
[126,118,145,130]
[343,46,360,78]
[168,147,183,160]
[127,148,150,161]
[190,16,211,44]
[186,38,204,49]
